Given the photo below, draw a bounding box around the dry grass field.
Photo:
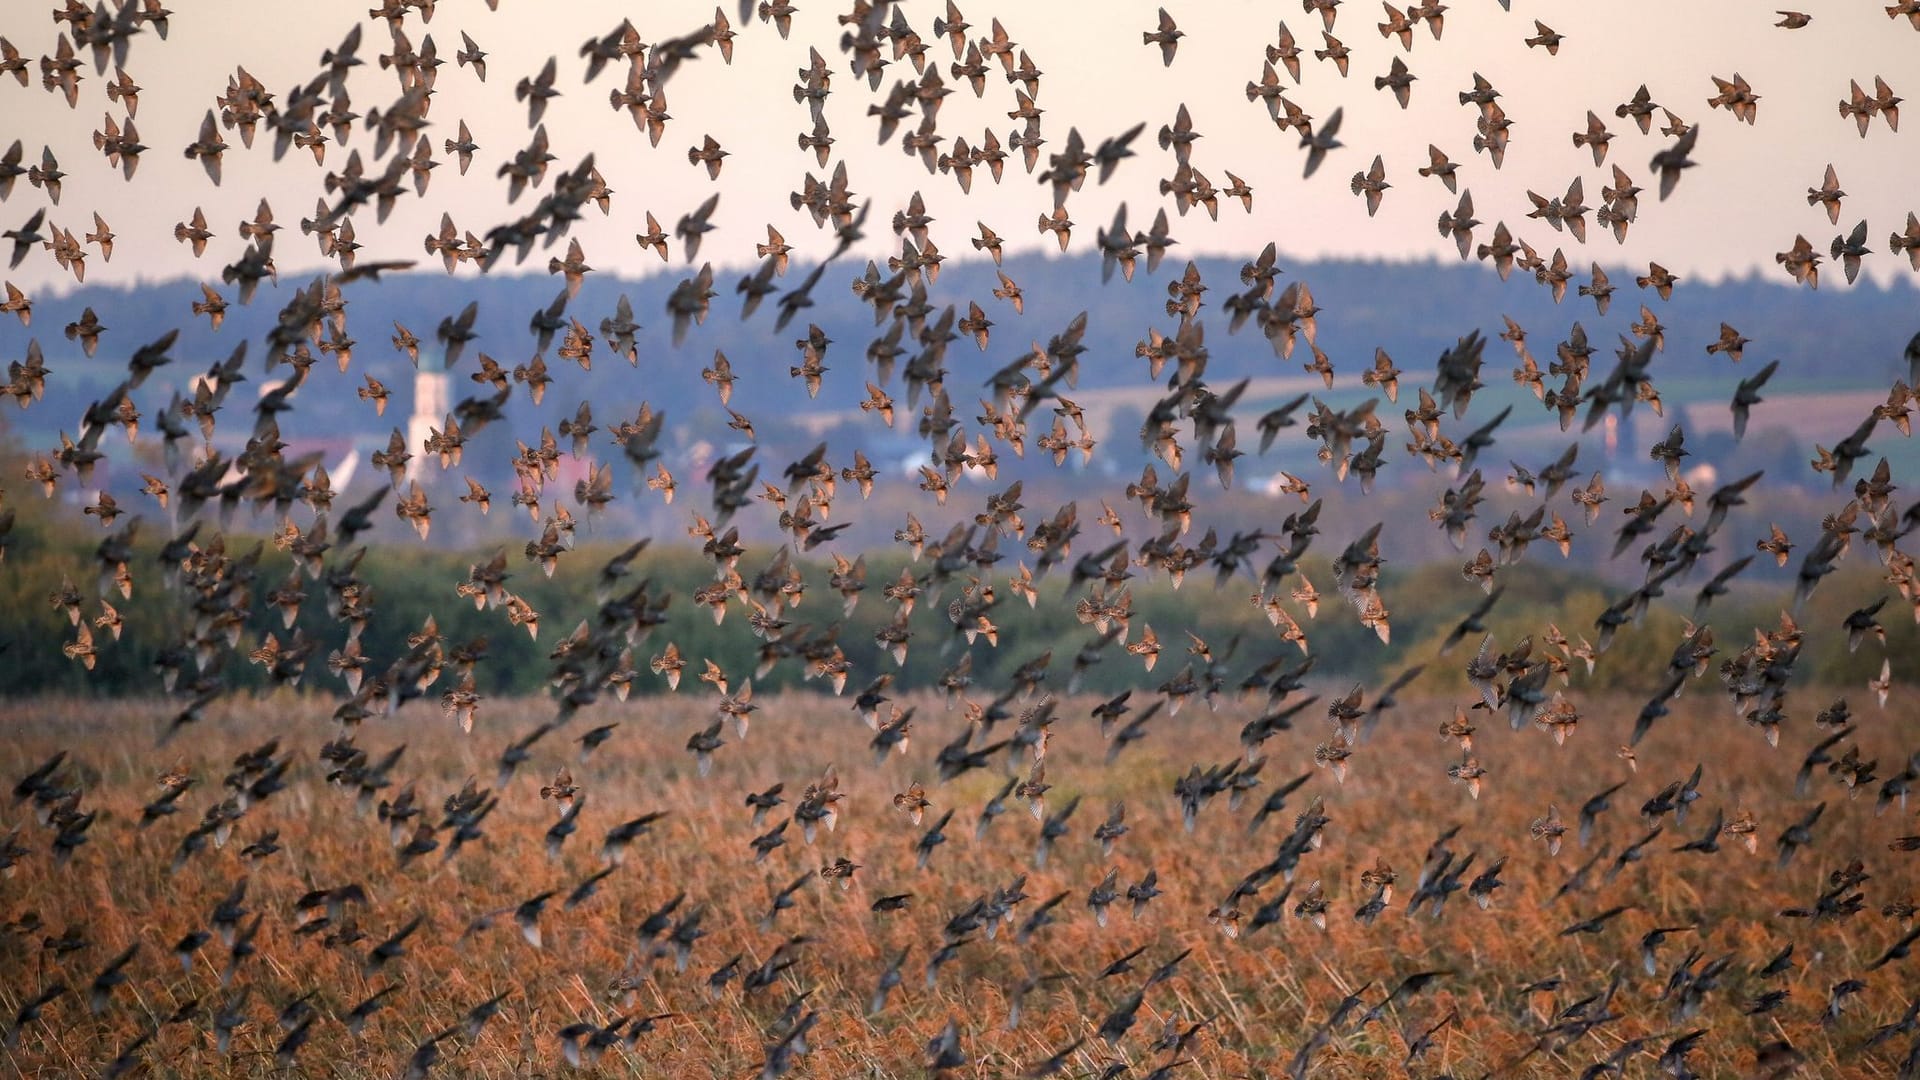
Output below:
[4,683,1918,1080]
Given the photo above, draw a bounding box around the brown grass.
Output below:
[2,684,1917,1079]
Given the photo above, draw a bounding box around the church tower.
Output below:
[406,352,449,482]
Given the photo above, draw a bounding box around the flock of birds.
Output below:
[3,0,1920,1078]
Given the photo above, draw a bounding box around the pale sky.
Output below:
[3,0,1917,296]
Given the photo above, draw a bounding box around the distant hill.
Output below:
[2,251,1914,553]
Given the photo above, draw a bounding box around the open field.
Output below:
[4,686,1918,1079]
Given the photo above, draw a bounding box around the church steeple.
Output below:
[406,358,449,483]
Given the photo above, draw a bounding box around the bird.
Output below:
[688,134,730,180]
[1566,112,1612,166]
[1349,154,1389,215]
[893,781,931,825]
[1314,32,1350,77]
[1299,107,1344,178]
[675,192,721,261]
[1708,71,1762,124]
[1871,658,1894,708]
[1830,220,1872,283]
[1777,234,1822,288]
[1649,125,1700,201]
[1143,9,1184,66]
[1525,20,1564,53]
[1375,56,1415,108]
[1807,164,1846,224]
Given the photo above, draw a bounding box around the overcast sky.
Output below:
[4,0,1917,296]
